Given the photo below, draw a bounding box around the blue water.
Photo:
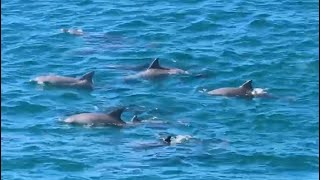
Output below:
[1,0,319,179]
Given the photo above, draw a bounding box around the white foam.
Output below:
[199,88,208,93]
[170,135,192,145]
[251,88,268,96]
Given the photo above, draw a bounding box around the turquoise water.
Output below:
[1,0,319,179]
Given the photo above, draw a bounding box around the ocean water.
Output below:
[1,0,319,179]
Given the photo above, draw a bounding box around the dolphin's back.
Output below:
[34,75,78,85]
[33,74,93,89]
[64,113,125,125]
[141,69,170,77]
[208,87,245,96]
[136,68,187,79]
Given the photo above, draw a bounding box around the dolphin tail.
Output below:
[79,71,95,83]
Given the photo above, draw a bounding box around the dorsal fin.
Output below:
[79,71,95,83]
[148,58,163,69]
[240,80,253,91]
[131,115,141,123]
[108,108,125,120]
[164,136,172,144]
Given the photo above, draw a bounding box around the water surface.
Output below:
[1,0,319,179]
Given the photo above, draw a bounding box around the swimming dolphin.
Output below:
[64,108,141,126]
[132,136,172,150]
[126,58,188,79]
[208,80,254,98]
[33,71,94,89]
[132,134,193,150]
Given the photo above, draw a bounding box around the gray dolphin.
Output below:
[208,80,254,97]
[133,135,193,150]
[126,58,189,79]
[33,71,94,89]
[64,108,141,126]
[131,136,173,150]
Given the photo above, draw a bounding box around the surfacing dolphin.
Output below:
[126,58,189,80]
[64,108,141,126]
[132,135,193,150]
[32,71,94,89]
[208,80,255,98]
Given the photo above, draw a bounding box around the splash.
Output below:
[169,135,192,145]
[251,88,268,96]
[199,88,208,93]
[60,28,84,36]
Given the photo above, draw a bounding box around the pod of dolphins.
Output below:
[31,29,275,145]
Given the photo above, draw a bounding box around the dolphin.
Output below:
[208,80,254,98]
[64,108,141,126]
[133,135,193,150]
[32,71,94,89]
[126,58,189,79]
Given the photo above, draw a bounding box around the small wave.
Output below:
[59,92,82,101]
[180,20,220,32]
[2,101,49,115]
[248,18,271,29]
[116,20,150,29]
